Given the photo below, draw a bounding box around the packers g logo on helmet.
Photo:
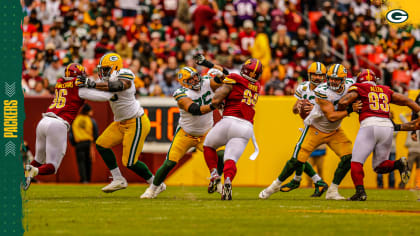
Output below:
[177,67,202,91]
[97,53,123,80]
[307,62,326,86]
[326,64,347,92]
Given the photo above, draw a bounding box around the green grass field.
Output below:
[23,184,420,235]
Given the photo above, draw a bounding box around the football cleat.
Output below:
[140,186,156,199]
[156,183,167,196]
[280,180,300,192]
[348,186,367,201]
[22,165,39,191]
[259,180,281,199]
[208,170,221,194]
[221,178,232,200]
[398,157,411,184]
[311,180,328,197]
[325,187,345,200]
[102,177,128,193]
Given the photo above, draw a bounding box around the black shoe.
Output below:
[348,186,367,201]
[311,180,328,197]
[221,179,232,200]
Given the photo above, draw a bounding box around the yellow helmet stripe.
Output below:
[316,62,320,73]
[253,60,260,74]
[184,67,194,74]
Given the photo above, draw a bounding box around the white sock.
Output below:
[312,174,321,183]
[150,184,159,191]
[147,175,154,184]
[330,183,339,190]
[110,168,123,178]
[293,175,302,181]
[273,179,282,186]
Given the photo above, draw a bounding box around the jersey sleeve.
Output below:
[173,88,187,101]
[117,68,135,80]
[223,74,237,85]
[348,84,359,93]
[294,83,305,99]
[314,85,328,100]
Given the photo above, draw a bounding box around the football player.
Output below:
[203,58,262,200]
[24,63,113,190]
[140,66,225,199]
[260,62,329,199]
[78,52,161,193]
[260,64,361,200]
[338,69,420,201]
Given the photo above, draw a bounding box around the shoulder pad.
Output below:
[223,75,237,84]
[118,68,135,80]
[173,88,187,101]
[314,85,328,99]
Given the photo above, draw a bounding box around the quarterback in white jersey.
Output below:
[260,63,361,201]
[79,52,158,195]
[141,66,225,199]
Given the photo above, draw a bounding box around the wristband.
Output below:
[209,103,217,110]
[202,60,215,68]
[346,105,353,114]
[394,124,401,131]
[222,68,229,75]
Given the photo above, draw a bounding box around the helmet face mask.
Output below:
[326,64,347,92]
[177,67,202,91]
[307,62,326,86]
[327,76,345,91]
[309,73,325,86]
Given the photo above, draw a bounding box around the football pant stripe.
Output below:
[166,126,181,160]
[293,125,309,159]
[128,117,141,166]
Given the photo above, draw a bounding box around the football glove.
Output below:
[77,76,96,88]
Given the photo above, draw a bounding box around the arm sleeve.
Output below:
[78,87,114,101]
[294,85,303,99]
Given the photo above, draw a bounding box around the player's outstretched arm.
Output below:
[93,78,131,92]
[211,84,233,108]
[316,98,353,122]
[337,91,359,111]
[394,118,420,131]
[391,93,420,113]
[78,87,114,101]
[177,97,216,116]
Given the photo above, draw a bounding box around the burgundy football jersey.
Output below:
[348,82,394,122]
[222,73,261,124]
[46,77,85,124]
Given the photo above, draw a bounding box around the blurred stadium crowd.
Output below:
[21,0,420,97]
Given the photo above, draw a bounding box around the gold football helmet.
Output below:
[97,52,123,80]
[326,64,347,91]
[307,62,326,86]
[177,67,202,90]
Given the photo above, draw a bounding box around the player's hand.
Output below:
[352,100,363,113]
[411,133,418,141]
[208,68,224,78]
[303,103,313,113]
[78,76,96,88]
[193,53,206,65]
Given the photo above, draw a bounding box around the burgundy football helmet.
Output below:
[240,58,263,82]
[65,63,87,79]
[357,69,377,84]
